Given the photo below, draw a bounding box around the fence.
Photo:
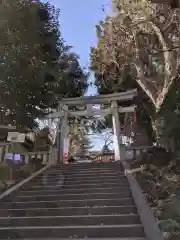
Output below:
[93,152,115,163]
[125,146,153,161]
[0,143,154,165]
[20,151,50,165]
[92,146,153,163]
[0,143,11,163]
[0,144,50,189]
[0,143,50,165]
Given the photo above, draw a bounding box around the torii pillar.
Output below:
[112,101,125,161]
[58,105,68,164]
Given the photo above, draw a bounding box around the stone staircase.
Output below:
[0,162,152,239]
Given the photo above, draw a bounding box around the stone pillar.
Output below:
[112,101,125,161]
[3,144,9,164]
[58,104,68,164]
[49,146,57,165]
[25,155,29,164]
[0,147,4,163]
[42,154,48,165]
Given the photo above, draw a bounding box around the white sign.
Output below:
[7,132,25,143]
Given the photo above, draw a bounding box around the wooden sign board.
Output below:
[7,132,25,143]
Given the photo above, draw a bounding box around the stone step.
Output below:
[54,162,121,168]
[52,166,124,172]
[29,178,127,186]
[0,205,137,217]
[23,184,128,191]
[0,224,145,238]
[0,214,141,227]
[0,238,146,240]
[26,178,128,187]
[56,169,124,174]
[1,198,134,209]
[0,163,147,239]
[45,170,124,176]
[13,192,132,201]
[33,173,126,180]
[53,165,122,170]
[22,182,129,190]
[35,173,126,181]
[16,186,130,195]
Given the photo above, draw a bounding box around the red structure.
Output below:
[93,152,115,163]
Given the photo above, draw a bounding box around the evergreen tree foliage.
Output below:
[0,0,88,129]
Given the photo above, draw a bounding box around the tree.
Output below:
[91,57,155,142]
[0,0,88,129]
[90,0,180,111]
[55,52,89,98]
[92,130,113,152]
[155,77,180,149]
[90,0,180,145]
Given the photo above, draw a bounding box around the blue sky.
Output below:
[48,0,111,96]
[46,0,112,150]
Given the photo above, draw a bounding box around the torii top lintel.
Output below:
[59,89,137,106]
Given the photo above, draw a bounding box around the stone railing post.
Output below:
[2,143,11,164]
[48,147,57,165]
[133,149,136,160]
[42,153,48,165]
[3,148,57,167]
[24,155,29,164]
[0,145,5,163]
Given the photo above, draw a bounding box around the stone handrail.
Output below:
[0,142,13,163]
[20,151,50,165]
[0,164,51,200]
[121,160,163,240]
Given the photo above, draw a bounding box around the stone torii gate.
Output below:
[48,89,137,163]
